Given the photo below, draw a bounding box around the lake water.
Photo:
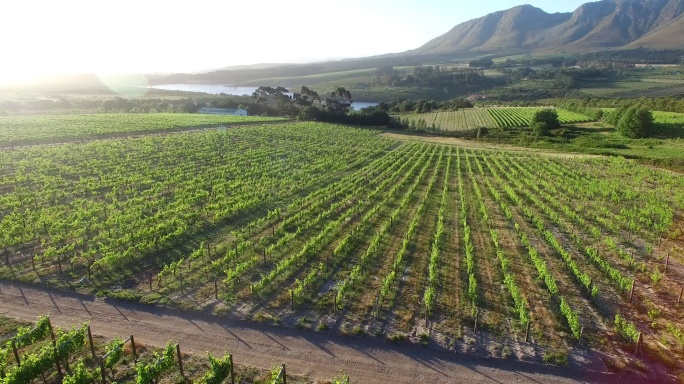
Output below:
[149,84,378,111]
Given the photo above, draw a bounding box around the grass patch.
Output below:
[387,333,406,344]
[0,316,30,341]
[542,349,569,366]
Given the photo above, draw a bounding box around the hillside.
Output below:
[398,0,684,56]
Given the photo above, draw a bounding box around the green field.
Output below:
[0,113,284,146]
[1,120,684,374]
[399,107,593,131]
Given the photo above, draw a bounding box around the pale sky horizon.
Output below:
[0,0,591,84]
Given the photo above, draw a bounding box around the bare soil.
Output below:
[0,281,648,383]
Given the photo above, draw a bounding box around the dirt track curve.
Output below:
[0,281,626,383]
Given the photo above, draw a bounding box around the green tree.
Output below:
[251,86,297,116]
[530,109,560,136]
[604,105,629,126]
[325,87,353,115]
[293,86,320,107]
[617,106,654,138]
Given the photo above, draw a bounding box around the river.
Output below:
[149,84,378,111]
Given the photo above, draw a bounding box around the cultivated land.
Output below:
[0,283,590,384]
[0,306,317,384]
[1,117,684,381]
[398,108,594,132]
[0,114,284,146]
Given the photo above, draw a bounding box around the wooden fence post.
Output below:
[130,335,137,362]
[229,354,235,384]
[88,326,96,359]
[176,344,184,377]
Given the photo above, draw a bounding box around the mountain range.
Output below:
[138,0,684,87]
[405,0,684,57]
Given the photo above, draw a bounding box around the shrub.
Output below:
[530,109,560,136]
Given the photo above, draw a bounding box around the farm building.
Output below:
[198,107,248,116]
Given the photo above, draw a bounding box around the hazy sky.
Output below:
[0,0,590,83]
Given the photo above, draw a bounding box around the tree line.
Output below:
[250,86,391,127]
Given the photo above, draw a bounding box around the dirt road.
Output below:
[0,281,622,383]
[380,132,598,159]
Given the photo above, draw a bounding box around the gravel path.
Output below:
[0,281,623,383]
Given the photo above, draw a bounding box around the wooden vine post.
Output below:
[635,332,643,357]
[665,253,670,274]
[333,293,337,315]
[176,344,184,377]
[229,354,235,384]
[425,305,429,328]
[629,280,635,302]
[281,363,287,384]
[525,322,531,343]
[473,309,479,334]
[11,341,20,365]
[100,360,107,384]
[87,325,96,358]
[130,335,137,362]
[52,338,62,379]
[376,298,381,318]
[678,285,683,305]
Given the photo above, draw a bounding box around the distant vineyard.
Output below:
[0,113,283,146]
[487,108,594,128]
[399,109,496,131]
[398,108,593,131]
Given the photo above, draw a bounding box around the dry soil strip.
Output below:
[0,281,619,384]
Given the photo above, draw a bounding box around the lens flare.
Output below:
[96,73,149,97]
